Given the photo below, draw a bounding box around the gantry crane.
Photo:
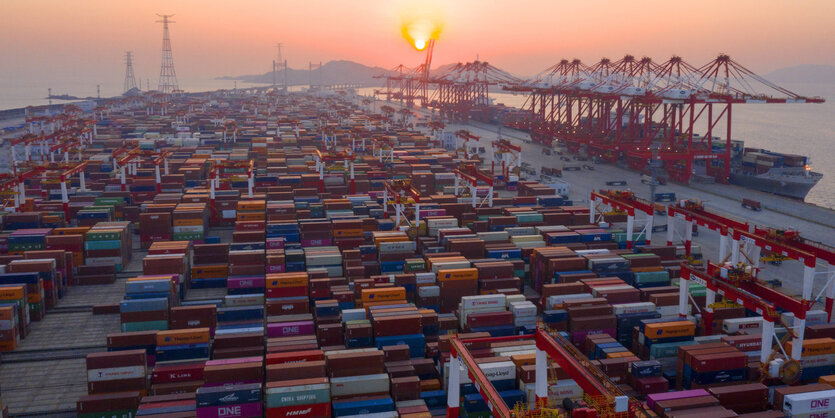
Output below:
[208,159,255,222]
[589,190,655,248]
[382,178,422,234]
[454,164,494,208]
[491,139,522,183]
[666,199,749,260]
[680,262,811,372]
[447,330,643,417]
[503,54,823,184]
[667,200,834,322]
[455,130,481,159]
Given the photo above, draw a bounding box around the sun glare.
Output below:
[401,13,442,52]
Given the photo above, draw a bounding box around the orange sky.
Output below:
[1,0,834,90]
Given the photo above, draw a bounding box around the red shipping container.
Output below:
[466,311,513,329]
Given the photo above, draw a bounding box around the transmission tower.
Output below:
[156,14,179,93]
[124,52,138,93]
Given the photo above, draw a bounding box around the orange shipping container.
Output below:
[361,287,406,303]
[0,286,26,301]
[267,273,309,289]
[785,338,835,357]
[819,375,835,388]
[156,328,211,346]
[644,321,695,339]
[437,268,478,282]
[0,306,15,321]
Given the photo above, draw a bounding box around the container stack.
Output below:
[86,349,148,396]
[120,277,175,332]
[0,272,43,322]
[85,222,132,272]
[173,203,208,242]
[191,243,229,288]
[0,305,19,352]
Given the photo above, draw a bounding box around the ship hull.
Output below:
[730,172,818,200]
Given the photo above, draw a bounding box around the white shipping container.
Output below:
[612,302,656,315]
[784,390,835,415]
[427,219,459,230]
[330,373,389,397]
[87,365,146,382]
[444,360,516,386]
[415,272,436,284]
[657,305,688,317]
[341,309,366,323]
[418,285,440,298]
[806,309,828,326]
[378,241,416,254]
[514,317,537,327]
[514,240,546,249]
[575,249,611,256]
[535,225,570,234]
[225,294,264,306]
[305,254,343,266]
[492,345,536,356]
[800,354,835,368]
[723,317,764,334]
[505,227,536,237]
[510,235,544,243]
[506,294,526,306]
[522,380,582,408]
[461,295,507,310]
[477,231,510,242]
[511,302,538,318]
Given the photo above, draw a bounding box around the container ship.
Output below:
[728,143,823,200]
[3,92,835,418]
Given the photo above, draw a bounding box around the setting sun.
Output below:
[400,12,442,52]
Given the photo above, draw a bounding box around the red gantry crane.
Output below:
[447,330,641,417]
[503,54,824,184]
[680,262,812,368]
[589,190,656,248]
[454,164,494,208]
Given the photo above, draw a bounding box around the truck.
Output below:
[741,198,762,211]
[542,167,562,177]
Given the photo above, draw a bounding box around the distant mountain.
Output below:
[217,60,392,86]
[764,64,835,84]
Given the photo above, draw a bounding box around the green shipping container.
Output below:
[85,240,122,251]
[266,385,330,408]
[634,271,670,284]
[649,340,698,359]
[86,230,122,241]
[121,320,168,332]
[172,232,204,241]
[94,197,126,206]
